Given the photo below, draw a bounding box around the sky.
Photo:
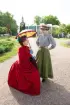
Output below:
[0,0,70,25]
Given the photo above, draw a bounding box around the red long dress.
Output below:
[8,46,40,95]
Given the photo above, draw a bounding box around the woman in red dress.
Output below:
[8,35,40,95]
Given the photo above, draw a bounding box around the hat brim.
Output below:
[40,26,49,30]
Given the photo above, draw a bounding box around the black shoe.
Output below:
[42,79,46,82]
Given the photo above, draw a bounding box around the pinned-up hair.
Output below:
[17,35,27,46]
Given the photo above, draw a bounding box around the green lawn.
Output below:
[58,38,69,40]
[0,36,19,62]
[58,38,70,48]
[60,42,70,48]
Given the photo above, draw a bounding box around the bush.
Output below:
[0,27,7,34]
[0,41,14,54]
[6,38,11,41]
[52,34,58,38]
[0,46,5,54]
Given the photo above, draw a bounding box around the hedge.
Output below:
[0,40,14,54]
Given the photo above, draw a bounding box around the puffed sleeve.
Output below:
[48,35,56,49]
[18,46,32,63]
[18,46,38,68]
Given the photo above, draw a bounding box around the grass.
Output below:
[0,46,17,62]
[58,38,70,48]
[55,38,70,48]
[60,42,70,48]
[56,38,70,41]
[52,38,70,48]
[58,38,69,40]
[0,36,19,62]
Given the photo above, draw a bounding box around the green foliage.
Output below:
[0,46,17,62]
[60,42,70,48]
[52,27,59,34]
[52,24,70,37]
[42,15,60,25]
[10,20,18,35]
[65,24,70,34]
[0,40,14,54]
[52,27,60,37]
[0,46,5,54]
[34,15,60,25]
[59,24,67,35]
[0,11,18,35]
[0,37,19,62]
[34,16,42,25]
[0,26,7,34]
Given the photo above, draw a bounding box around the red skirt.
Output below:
[8,61,40,95]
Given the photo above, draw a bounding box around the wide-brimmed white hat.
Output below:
[40,23,49,30]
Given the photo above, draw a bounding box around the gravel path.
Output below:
[0,38,70,105]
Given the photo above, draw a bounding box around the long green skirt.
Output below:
[36,47,53,79]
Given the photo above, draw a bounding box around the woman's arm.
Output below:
[48,35,56,50]
[18,47,32,62]
[30,57,38,69]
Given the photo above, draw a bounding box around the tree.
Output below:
[52,27,60,37]
[52,24,68,38]
[59,24,67,35]
[34,16,41,25]
[0,27,7,34]
[10,20,18,35]
[42,15,60,25]
[0,11,18,35]
[65,24,70,34]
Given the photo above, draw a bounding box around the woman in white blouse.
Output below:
[36,24,56,82]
